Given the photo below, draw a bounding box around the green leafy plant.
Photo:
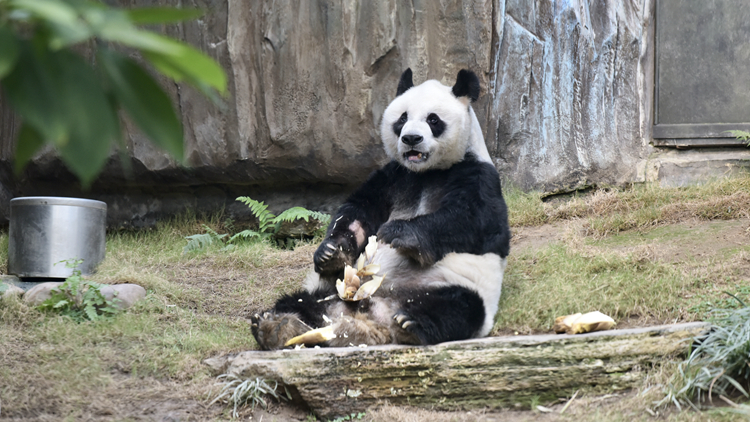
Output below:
[230,196,331,244]
[659,302,750,410]
[0,0,227,187]
[182,224,231,254]
[726,130,750,146]
[37,259,121,322]
[183,198,330,253]
[208,374,290,418]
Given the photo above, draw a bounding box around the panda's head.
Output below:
[380,68,480,172]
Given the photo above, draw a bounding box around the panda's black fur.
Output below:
[251,69,510,350]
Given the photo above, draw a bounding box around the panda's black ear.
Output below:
[396,68,414,96]
[452,69,480,102]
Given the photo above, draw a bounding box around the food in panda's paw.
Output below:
[284,325,336,347]
[553,311,616,334]
[336,236,386,301]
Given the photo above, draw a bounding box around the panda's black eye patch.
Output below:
[393,112,408,137]
[426,113,445,138]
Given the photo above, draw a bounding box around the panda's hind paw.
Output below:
[250,312,311,351]
[390,312,423,344]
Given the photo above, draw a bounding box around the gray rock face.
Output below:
[0,0,652,225]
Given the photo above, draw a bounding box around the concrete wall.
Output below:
[0,0,655,226]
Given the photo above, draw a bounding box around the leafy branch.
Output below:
[0,0,227,187]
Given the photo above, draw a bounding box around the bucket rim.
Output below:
[10,196,107,210]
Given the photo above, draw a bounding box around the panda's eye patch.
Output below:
[393,112,408,137]
[426,113,445,138]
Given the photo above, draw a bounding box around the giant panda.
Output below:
[251,68,510,350]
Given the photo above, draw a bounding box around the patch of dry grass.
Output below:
[506,175,750,236]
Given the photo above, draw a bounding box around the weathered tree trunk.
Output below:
[219,322,707,419]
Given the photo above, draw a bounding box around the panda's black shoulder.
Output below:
[445,153,503,188]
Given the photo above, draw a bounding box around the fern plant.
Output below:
[228,197,330,246]
[183,198,331,253]
[183,225,231,254]
[726,130,750,146]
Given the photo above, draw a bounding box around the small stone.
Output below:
[0,283,24,297]
[23,282,63,305]
[100,284,147,309]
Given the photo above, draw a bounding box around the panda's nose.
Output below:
[401,134,423,146]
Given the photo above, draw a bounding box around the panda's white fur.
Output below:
[380,80,493,172]
[253,69,511,349]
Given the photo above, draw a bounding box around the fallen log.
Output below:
[218,322,707,419]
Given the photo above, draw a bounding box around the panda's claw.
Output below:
[401,321,414,329]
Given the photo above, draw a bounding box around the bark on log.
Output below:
[222,322,707,419]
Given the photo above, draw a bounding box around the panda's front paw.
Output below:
[377,221,434,266]
[314,237,352,275]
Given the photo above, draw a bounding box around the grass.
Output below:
[0,214,316,420]
[495,242,696,334]
[2,175,750,419]
[505,176,750,236]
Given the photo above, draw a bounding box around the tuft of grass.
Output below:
[660,305,750,411]
[502,184,548,227]
[209,374,289,418]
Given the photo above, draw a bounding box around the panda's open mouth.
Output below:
[404,150,429,163]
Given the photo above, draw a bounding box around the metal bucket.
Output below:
[8,197,107,278]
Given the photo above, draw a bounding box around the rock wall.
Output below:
[0,0,654,225]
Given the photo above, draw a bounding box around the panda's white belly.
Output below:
[303,242,506,338]
[372,244,506,337]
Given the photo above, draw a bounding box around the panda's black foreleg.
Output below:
[251,289,334,350]
[393,286,485,345]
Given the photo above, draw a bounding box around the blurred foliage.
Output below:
[726,130,750,146]
[0,0,227,187]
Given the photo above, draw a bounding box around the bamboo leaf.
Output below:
[14,123,46,174]
[98,48,183,161]
[126,7,204,24]
[0,26,20,79]
[51,50,119,187]
[10,0,91,48]
[3,41,68,144]
[142,37,227,95]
